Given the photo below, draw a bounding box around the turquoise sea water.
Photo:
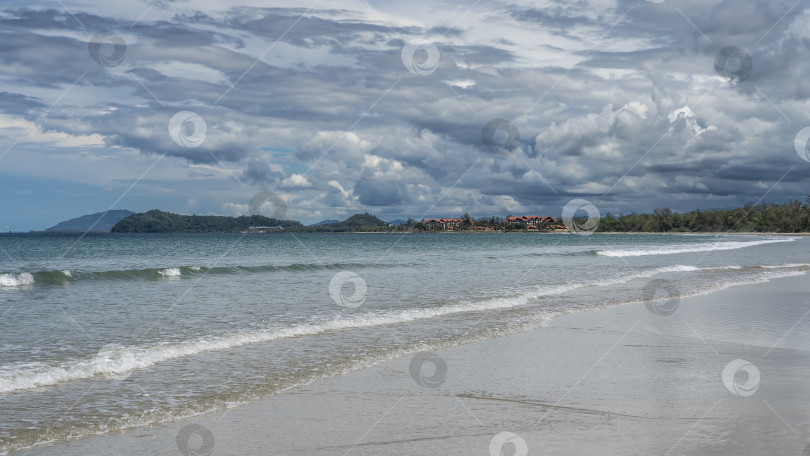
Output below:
[0,232,807,453]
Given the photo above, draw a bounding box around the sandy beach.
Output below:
[5,0,810,454]
[22,272,810,456]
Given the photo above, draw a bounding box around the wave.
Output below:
[0,296,560,392]
[531,249,599,257]
[0,272,34,287]
[596,238,795,257]
[759,263,810,269]
[5,265,808,456]
[0,263,758,393]
[158,267,181,278]
[0,262,385,287]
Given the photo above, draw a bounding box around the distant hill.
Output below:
[319,213,389,230]
[45,210,135,232]
[388,219,408,226]
[111,210,304,233]
[109,210,397,233]
[309,219,340,226]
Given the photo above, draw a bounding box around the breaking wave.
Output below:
[596,238,794,257]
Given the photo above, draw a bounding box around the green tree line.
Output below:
[595,199,810,233]
[112,199,810,234]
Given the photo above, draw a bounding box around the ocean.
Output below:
[0,232,807,453]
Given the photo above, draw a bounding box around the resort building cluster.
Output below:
[422,216,569,231]
[423,218,464,229]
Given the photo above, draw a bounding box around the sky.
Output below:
[1,0,809,230]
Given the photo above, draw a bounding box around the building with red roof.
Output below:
[506,215,558,225]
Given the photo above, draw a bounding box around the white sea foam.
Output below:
[0,294,564,392]
[158,267,181,277]
[591,265,700,286]
[597,238,794,257]
[760,263,810,269]
[0,272,34,287]
[0,263,800,393]
[61,270,72,277]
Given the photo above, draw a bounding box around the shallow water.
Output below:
[0,232,807,453]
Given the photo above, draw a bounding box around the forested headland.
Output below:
[110,199,810,234]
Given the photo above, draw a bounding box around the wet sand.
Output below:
[26,273,810,455]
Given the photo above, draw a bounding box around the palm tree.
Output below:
[460,212,473,229]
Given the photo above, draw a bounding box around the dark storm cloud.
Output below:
[211,7,409,48]
[241,157,285,185]
[0,0,808,221]
[0,8,116,30]
[0,28,92,88]
[510,4,596,29]
[354,179,412,206]
[0,92,45,116]
[1,5,516,169]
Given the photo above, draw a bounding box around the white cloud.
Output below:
[0,114,105,148]
[222,202,248,216]
[442,79,476,89]
[281,173,312,188]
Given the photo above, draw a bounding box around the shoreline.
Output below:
[10,230,810,236]
[24,272,810,456]
[343,231,810,235]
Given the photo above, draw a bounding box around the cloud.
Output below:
[354,179,412,206]
[241,157,285,184]
[281,173,312,188]
[1,0,810,229]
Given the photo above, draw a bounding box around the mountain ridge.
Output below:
[45,210,135,232]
